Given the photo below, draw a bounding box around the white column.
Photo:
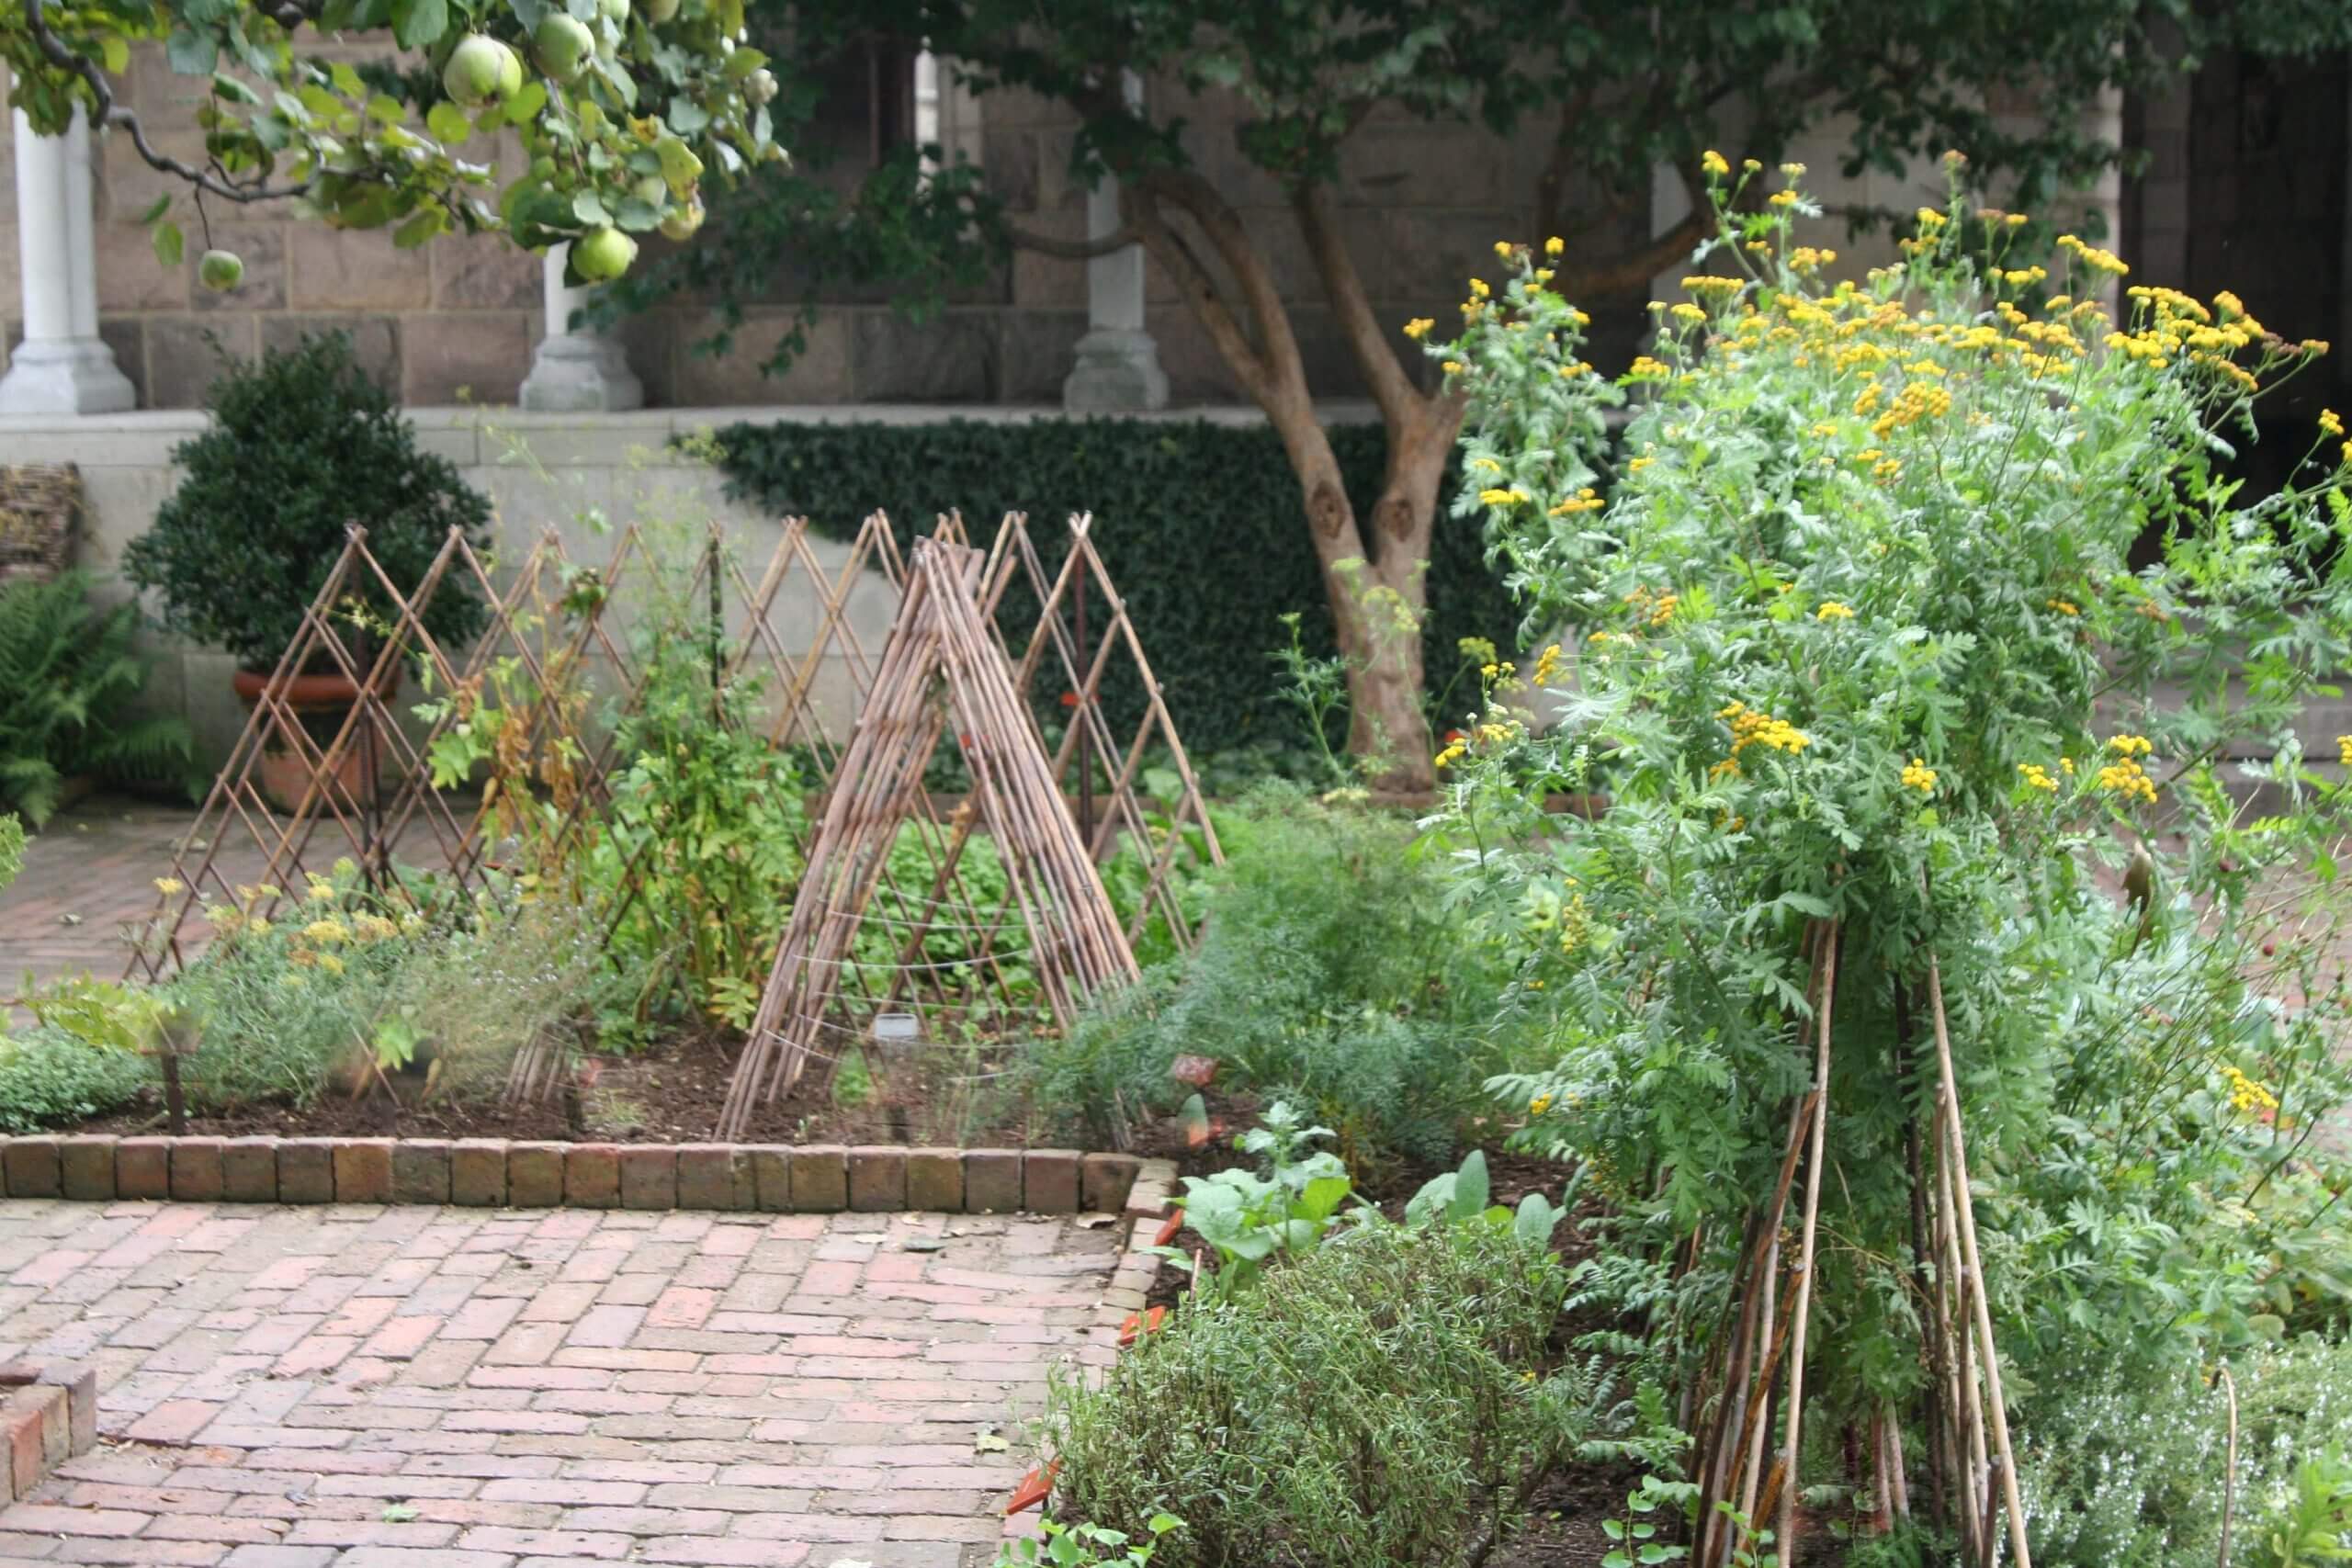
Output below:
[912,48,941,176]
[518,243,643,412]
[0,106,135,414]
[1061,71,1167,413]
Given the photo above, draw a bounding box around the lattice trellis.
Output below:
[130,509,1224,1127]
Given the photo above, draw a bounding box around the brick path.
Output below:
[0,797,267,1003]
[0,1199,1121,1566]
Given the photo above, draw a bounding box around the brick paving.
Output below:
[0,1199,1123,1566]
[0,797,267,1005]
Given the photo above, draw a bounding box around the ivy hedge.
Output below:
[702,417,1516,750]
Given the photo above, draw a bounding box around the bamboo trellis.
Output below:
[129,508,1222,1118]
[1683,922,2030,1568]
[717,537,1156,1137]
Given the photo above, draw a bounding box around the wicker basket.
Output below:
[0,463,81,585]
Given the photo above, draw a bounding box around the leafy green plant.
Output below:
[2259,1449,2352,1568]
[1151,1100,1353,1299]
[1403,1148,1566,1248]
[1042,1218,1596,1568]
[124,333,492,672]
[1033,785,1519,1172]
[0,571,191,824]
[995,1514,1184,1568]
[0,1027,151,1132]
[1440,157,2352,1521]
[0,811,22,892]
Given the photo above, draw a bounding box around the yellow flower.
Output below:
[1780,161,1806,177]
[1901,757,1939,794]
[1532,643,1565,685]
[1528,1095,1555,1117]
[1478,487,1532,508]
[153,876,186,897]
[1627,457,1654,474]
[1768,189,1798,208]
[1468,277,1490,299]
[2059,757,2075,776]
[1701,150,1730,177]
[1402,317,1434,340]
[352,912,400,943]
[303,917,352,945]
[1669,302,1708,325]
[2018,763,2059,793]
[1493,240,1515,260]
[2107,733,2154,758]
[247,917,273,939]
[2048,598,2080,616]
[2324,410,2346,438]
[1544,235,1564,257]
[2095,757,2159,805]
[1815,602,1854,622]
[1441,361,1464,376]
[2220,1062,2279,1115]
[2335,734,2352,767]
[316,953,345,976]
[202,903,243,930]
[1434,742,1467,769]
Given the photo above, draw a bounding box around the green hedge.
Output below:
[704,418,1514,748]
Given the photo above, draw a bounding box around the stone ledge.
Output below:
[0,1133,1142,1217]
[0,1359,98,1506]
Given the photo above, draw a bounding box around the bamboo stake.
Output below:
[1775,918,1839,1564]
[1926,954,2032,1568]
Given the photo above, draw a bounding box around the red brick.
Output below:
[566,1144,621,1208]
[6,1387,51,1498]
[846,1146,905,1212]
[1080,1153,1140,1213]
[904,1149,963,1213]
[449,1140,507,1206]
[3,1136,61,1198]
[507,1142,566,1208]
[114,1135,170,1200]
[675,1145,752,1212]
[617,1145,676,1211]
[788,1145,846,1212]
[961,1149,1023,1214]
[277,1139,336,1203]
[39,1363,96,1455]
[334,1139,395,1203]
[58,1135,118,1201]
[390,1140,451,1205]
[221,1137,279,1202]
[1023,1150,1081,1213]
[747,1146,792,1212]
[171,1137,226,1201]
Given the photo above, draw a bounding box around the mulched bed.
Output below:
[80,1029,1043,1148]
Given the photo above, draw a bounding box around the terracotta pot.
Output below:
[230,665,399,816]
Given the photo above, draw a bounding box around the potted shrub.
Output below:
[124,333,492,813]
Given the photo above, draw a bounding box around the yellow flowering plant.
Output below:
[1430,156,2352,1527]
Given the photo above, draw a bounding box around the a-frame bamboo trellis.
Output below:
[718,536,1154,1136]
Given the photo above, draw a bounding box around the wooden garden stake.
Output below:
[2219,1364,2238,1568]
[1774,918,1838,1564]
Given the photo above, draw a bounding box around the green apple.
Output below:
[630,174,669,208]
[573,225,638,282]
[533,14,594,82]
[641,0,681,21]
[197,249,244,292]
[443,35,523,107]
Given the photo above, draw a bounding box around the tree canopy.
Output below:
[2,0,784,283]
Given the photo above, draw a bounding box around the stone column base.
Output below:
[1062,328,1169,413]
[0,336,134,414]
[519,333,644,412]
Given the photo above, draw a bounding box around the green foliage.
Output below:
[1041,1218,1593,1568]
[703,418,1506,749]
[1443,165,2352,1476]
[125,333,493,672]
[1031,787,1518,1171]
[2018,1336,2352,1566]
[994,1515,1185,1568]
[2260,1450,2352,1568]
[0,1026,150,1133]
[4,0,776,276]
[1150,1100,1354,1299]
[0,571,191,824]
[1404,1148,1566,1248]
[0,812,22,893]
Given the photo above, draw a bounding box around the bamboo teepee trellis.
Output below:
[716,536,1148,1138]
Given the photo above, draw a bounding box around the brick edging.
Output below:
[1100,1156,1179,1329]
[1,1359,96,1506]
[0,1134,1142,1215]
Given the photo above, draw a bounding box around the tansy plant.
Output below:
[1429,153,2352,1536]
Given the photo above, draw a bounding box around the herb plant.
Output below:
[0,571,191,824]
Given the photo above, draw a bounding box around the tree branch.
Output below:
[1556,163,1713,301]
[1293,181,1420,431]
[1124,185,1276,406]
[22,0,312,204]
[1142,165,1309,400]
